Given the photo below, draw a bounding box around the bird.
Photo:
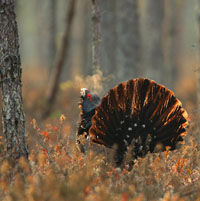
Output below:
[77,88,100,153]
[77,78,188,166]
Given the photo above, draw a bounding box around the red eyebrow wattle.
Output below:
[87,93,92,101]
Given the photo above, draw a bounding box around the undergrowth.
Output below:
[0,117,200,201]
[0,68,199,201]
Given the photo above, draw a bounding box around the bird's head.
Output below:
[79,88,100,113]
[80,88,92,101]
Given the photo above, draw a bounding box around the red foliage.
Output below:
[56,145,62,154]
[42,147,47,157]
[40,131,50,140]
[121,192,128,201]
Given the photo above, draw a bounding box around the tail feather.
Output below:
[88,78,188,165]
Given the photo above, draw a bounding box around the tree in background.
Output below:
[0,0,28,160]
[163,0,181,90]
[12,0,196,121]
[81,1,91,76]
[144,0,164,84]
[97,0,141,83]
[43,0,77,118]
[48,0,57,74]
[115,0,141,81]
[91,0,101,72]
[99,0,117,76]
[198,0,200,119]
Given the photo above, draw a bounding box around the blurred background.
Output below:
[15,0,199,139]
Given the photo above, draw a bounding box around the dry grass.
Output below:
[1,125,200,201]
[0,67,199,201]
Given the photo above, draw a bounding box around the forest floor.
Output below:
[0,68,199,201]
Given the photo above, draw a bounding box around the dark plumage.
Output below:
[77,88,100,139]
[77,78,188,166]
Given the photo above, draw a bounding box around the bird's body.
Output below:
[77,78,188,166]
[77,88,100,152]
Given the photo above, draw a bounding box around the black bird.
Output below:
[77,78,188,166]
[77,88,100,152]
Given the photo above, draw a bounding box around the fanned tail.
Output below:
[89,78,188,165]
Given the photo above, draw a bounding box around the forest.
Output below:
[0,0,200,200]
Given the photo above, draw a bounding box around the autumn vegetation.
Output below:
[0,68,198,201]
[0,0,199,200]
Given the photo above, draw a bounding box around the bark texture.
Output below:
[0,0,28,159]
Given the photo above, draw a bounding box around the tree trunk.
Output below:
[144,0,164,84]
[116,0,141,81]
[198,0,200,120]
[162,0,179,90]
[91,0,101,73]
[81,0,91,76]
[99,0,117,76]
[43,0,77,118]
[48,0,57,74]
[0,0,28,160]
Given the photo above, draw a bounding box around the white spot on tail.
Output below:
[134,123,137,127]
[123,139,128,145]
[120,120,125,124]
[139,146,143,151]
[142,124,146,128]
[128,127,132,131]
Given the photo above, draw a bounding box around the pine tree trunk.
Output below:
[162,0,179,90]
[91,0,101,73]
[81,0,91,76]
[198,0,200,120]
[48,0,57,74]
[145,0,164,84]
[0,0,28,160]
[99,0,117,75]
[116,0,141,81]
